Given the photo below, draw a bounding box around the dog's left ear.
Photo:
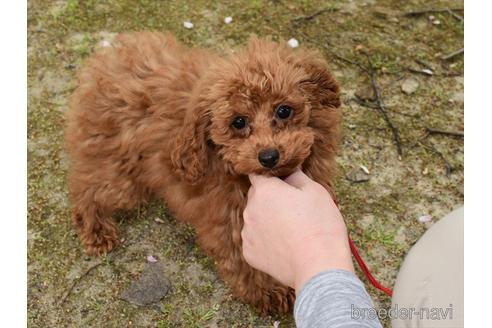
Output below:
[298,53,341,109]
[171,98,211,184]
[297,52,341,173]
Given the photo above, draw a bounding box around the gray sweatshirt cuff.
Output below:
[294,269,383,328]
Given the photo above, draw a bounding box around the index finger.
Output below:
[248,173,281,186]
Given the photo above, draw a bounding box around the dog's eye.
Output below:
[231,116,247,129]
[275,105,293,120]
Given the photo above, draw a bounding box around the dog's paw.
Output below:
[248,285,296,315]
[84,237,117,256]
[81,227,118,256]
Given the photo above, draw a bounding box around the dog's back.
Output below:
[66,32,213,160]
[64,32,215,255]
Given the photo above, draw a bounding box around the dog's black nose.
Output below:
[258,149,280,168]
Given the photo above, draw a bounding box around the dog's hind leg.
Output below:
[68,166,143,256]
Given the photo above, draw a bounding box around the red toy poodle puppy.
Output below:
[65,32,340,314]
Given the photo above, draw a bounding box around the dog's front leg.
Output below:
[194,205,295,315]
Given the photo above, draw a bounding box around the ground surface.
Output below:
[27,0,464,327]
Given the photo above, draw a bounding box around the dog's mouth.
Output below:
[221,149,305,178]
[254,163,300,178]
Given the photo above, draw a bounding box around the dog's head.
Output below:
[172,37,340,183]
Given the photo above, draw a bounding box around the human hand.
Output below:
[241,169,354,293]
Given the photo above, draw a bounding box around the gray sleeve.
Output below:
[294,270,383,328]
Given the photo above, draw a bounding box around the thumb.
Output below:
[249,173,285,188]
[283,169,311,189]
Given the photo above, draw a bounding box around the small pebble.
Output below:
[355,85,376,101]
[224,16,233,24]
[183,21,194,29]
[287,38,299,48]
[401,78,419,95]
[346,167,370,183]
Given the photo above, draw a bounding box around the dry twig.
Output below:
[292,8,338,22]
[366,57,403,156]
[407,67,433,76]
[404,8,464,17]
[425,127,464,138]
[441,48,464,61]
[447,8,464,21]
[418,141,454,175]
[352,97,420,119]
[415,59,435,71]
[59,261,103,305]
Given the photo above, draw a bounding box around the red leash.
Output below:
[348,236,393,297]
[333,199,393,297]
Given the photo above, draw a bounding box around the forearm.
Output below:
[294,270,383,328]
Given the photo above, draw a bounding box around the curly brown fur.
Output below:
[65,32,340,314]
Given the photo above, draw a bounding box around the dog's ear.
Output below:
[297,51,341,169]
[298,52,341,109]
[171,98,211,184]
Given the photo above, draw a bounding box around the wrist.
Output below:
[293,236,354,293]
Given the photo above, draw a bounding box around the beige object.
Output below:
[391,206,464,328]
